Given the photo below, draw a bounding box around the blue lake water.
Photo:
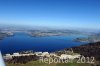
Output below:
[0,32,88,54]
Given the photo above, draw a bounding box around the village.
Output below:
[3,50,82,64]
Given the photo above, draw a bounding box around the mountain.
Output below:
[65,42,100,65]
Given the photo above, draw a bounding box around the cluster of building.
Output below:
[3,51,81,60]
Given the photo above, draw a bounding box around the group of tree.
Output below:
[6,54,39,64]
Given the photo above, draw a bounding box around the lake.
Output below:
[0,32,88,54]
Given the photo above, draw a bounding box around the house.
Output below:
[50,53,57,57]
[42,52,49,55]
[34,52,42,56]
[12,53,21,56]
[3,54,12,60]
[60,54,81,59]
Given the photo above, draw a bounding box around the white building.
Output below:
[34,52,42,56]
[3,54,12,60]
[50,53,57,57]
[5,54,11,56]
[60,54,81,59]
[12,53,21,56]
[72,55,81,58]
[42,52,49,56]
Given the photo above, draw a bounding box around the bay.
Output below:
[0,32,88,54]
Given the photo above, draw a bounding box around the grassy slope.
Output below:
[6,61,91,66]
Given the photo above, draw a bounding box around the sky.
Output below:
[0,0,100,30]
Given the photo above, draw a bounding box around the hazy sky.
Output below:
[0,0,100,29]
